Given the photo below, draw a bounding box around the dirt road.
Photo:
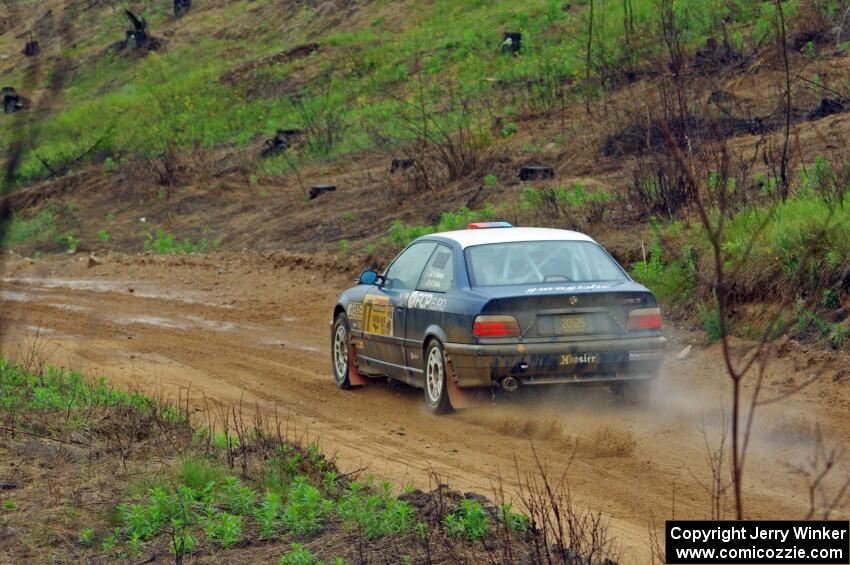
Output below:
[1,251,848,561]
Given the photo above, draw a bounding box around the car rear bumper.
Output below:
[444,336,666,388]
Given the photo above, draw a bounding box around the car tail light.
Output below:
[627,308,662,330]
[472,315,521,337]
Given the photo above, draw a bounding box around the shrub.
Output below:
[78,527,96,546]
[280,544,321,565]
[222,476,256,515]
[56,233,80,254]
[1,210,55,247]
[823,289,840,309]
[501,503,531,533]
[256,492,282,539]
[698,298,723,342]
[444,498,490,541]
[337,481,415,539]
[281,477,333,535]
[204,511,242,548]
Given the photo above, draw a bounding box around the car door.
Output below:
[403,244,455,379]
[360,241,437,379]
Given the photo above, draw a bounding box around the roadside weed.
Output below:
[79,527,96,546]
[222,476,256,515]
[281,477,333,535]
[501,503,531,532]
[337,481,415,539]
[256,492,282,539]
[204,511,242,548]
[444,498,490,541]
[280,543,322,565]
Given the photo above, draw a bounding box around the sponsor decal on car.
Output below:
[526,284,611,294]
[628,350,664,361]
[407,290,447,312]
[347,302,364,321]
[560,353,598,365]
[363,294,393,336]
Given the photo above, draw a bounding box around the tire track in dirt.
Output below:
[1,254,848,560]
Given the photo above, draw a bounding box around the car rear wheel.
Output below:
[332,314,352,390]
[424,341,453,414]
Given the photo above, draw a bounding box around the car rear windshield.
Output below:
[464,240,628,287]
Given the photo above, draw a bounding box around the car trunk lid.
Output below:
[478,281,658,339]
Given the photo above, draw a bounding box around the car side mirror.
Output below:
[358,270,379,285]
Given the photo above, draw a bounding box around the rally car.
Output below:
[330,223,665,414]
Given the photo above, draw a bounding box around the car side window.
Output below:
[417,245,454,293]
[383,242,438,290]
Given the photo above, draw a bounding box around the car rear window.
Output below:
[464,240,628,287]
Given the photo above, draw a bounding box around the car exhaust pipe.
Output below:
[500,376,519,392]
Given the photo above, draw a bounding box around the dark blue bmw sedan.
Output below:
[330,223,665,414]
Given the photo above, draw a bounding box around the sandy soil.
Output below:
[1,251,848,562]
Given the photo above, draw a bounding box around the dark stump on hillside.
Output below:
[501,32,521,54]
[808,98,846,120]
[174,0,191,18]
[2,87,23,114]
[118,10,161,52]
[309,184,336,200]
[261,129,303,158]
[518,165,554,181]
[23,32,39,57]
[390,158,414,173]
[693,37,741,70]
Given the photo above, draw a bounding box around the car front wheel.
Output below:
[424,340,453,414]
[332,314,352,390]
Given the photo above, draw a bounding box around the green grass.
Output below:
[0,358,185,424]
[143,227,216,254]
[386,204,500,248]
[519,182,613,210]
[0,210,56,247]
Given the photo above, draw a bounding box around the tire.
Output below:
[424,340,453,414]
[331,313,352,390]
[610,378,656,404]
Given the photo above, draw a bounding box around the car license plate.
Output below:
[556,315,587,334]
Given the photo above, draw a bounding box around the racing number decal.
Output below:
[363,294,393,337]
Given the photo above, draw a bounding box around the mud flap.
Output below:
[445,354,473,409]
[348,343,370,386]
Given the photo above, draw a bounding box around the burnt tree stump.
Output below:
[808,98,845,120]
[174,0,191,17]
[261,129,303,158]
[390,158,414,173]
[23,32,39,57]
[2,87,23,114]
[502,32,521,54]
[123,10,155,50]
[518,165,554,181]
[309,184,336,200]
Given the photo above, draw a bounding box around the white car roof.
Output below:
[431,227,596,249]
